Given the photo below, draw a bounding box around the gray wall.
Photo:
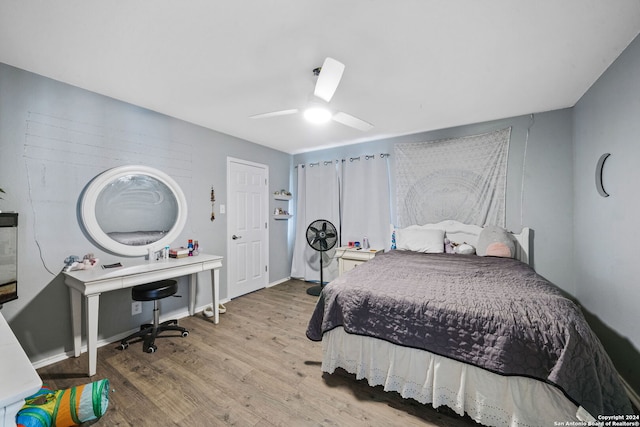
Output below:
[0,62,292,365]
[293,110,575,294]
[573,33,640,391]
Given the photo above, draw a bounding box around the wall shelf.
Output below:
[273,214,292,220]
[273,191,292,219]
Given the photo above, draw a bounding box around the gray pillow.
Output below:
[476,225,515,258]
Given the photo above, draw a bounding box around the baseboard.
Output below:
[267,276,291,288]
[31,303,217,370]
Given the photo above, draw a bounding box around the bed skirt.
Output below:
[321,327,596,427]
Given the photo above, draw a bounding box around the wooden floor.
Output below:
[37,279,480,426]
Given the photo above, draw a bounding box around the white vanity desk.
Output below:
[63,253,223,377]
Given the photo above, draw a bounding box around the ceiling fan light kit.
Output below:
[250,57,373,131]
[303,106,332,124]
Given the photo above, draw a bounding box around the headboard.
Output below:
[402,220,531,265]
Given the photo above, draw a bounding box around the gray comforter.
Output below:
[306,250,632,417]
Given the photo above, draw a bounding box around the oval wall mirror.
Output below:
[81,165,188,257]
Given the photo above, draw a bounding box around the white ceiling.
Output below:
[1,1,639,154]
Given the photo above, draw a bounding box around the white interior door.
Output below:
[227,158,268,299]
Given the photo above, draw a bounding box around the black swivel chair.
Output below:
[119,279,189,353]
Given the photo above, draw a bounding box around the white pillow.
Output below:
[395,228,444,253]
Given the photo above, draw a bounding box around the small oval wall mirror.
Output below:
[81,165,188,256]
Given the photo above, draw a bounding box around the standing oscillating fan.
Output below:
[305,219,338,296]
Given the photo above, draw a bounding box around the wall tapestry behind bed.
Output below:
[395,128,510,228]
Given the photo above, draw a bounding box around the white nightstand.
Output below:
[335,247,384,275]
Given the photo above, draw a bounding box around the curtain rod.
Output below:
[295,153,390,168]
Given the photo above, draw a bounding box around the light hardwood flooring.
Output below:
[37,279,479,426]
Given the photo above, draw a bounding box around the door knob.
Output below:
[232,235,242,240]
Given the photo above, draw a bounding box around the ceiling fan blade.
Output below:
[332,112,374,131]
[314,57,345,103]
[250,109,299,119]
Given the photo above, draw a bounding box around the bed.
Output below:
[306,220,633,426]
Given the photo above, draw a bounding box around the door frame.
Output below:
[226,157,269,298]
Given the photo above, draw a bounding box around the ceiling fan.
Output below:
[250,57,373,132]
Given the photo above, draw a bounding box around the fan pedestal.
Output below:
[306,255,324,296]
[306,284,323,296]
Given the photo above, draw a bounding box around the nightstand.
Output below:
[336,247,384,275]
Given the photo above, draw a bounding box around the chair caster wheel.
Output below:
[181,331,189,338]
[146,345,157,353]
[119,343,129,350]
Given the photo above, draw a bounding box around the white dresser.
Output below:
[0,312,42,427]
[336,247,383,275]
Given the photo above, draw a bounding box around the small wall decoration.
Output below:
[274,189,292,197]
[274,207,290,215]
[210,187,216,221]
[595,153,610,198]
